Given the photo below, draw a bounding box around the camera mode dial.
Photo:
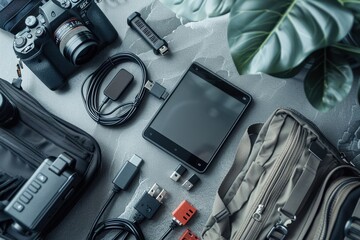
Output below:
[25,16,38,28]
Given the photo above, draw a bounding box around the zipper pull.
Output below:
[12,60,23,89]
[340,152,354,166]
[252,204,265,222]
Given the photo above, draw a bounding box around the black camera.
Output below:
[13,0,118,90]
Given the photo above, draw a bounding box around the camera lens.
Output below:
[0,93,18,126]
[54,18,98,65]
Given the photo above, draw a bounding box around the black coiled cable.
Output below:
[81,52,147,126]
[87,218,145,240]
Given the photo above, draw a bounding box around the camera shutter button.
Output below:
[25,16,38,28]
[59,0,71,8]
[35,27,46,38]
[14,37,27,48]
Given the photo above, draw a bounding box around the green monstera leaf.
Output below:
[228,0,354,75]
[340,0,360,19]
[334,42,360,63]
[158,0,235,21]
[304,48,353,112]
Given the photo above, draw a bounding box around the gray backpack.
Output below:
[202,108,360,240]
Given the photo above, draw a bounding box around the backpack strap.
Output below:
[218,123,263,198]
[211,124,262,224]
[267,141,327,240]
[344,198,360,240]
[281,141,327,217]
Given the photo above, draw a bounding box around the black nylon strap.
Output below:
[0,0,41,33]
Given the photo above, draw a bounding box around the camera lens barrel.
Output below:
[0,93,18,126]
[54,18,98,65]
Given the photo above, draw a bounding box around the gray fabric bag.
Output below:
[202,108,360,240]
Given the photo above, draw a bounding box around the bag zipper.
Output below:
[234,121,304,240]
[317,178,360,240]
[247,125,306,239]
[0,84,91,159]
[281,108,346,164]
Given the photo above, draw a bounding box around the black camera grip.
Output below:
[22,53,66,90]
[86,2,118,44]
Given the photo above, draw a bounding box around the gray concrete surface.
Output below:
[0,0,359,239]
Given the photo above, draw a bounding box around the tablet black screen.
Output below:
[144,63,251,172]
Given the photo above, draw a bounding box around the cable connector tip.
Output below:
[170,164,187,182]
[159,45,169,56]
[134,183,167,220]
[145,80,168,100]
[182,174,200,191]
[112,154,143,191]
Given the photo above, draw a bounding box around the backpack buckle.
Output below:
[345,216,360,240]
[266,223,288,240]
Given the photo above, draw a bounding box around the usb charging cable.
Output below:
[81,52,168,126]
[86,154,143,239]
[88,184,167,240]
[86,154,168,240]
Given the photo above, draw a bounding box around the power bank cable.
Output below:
[87,183,167,240]
[81,52,168,126]
[86,155,143,240]
[86,154,168,240]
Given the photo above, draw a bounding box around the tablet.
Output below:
[143,62,251,173]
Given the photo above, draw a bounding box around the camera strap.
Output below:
[0,0,41,34]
